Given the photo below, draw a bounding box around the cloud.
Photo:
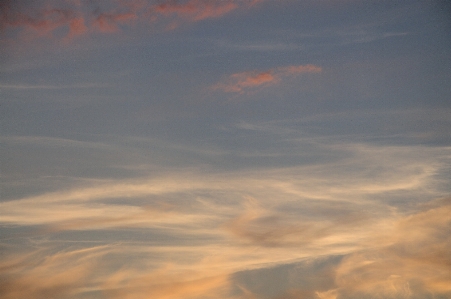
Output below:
[1,166,450,299]
[0,245,109,299]
[1,139,446,232]
[224,195,373,249]
[151,0,239,22]
[102,271,229,299]
[225,197,451,299]
[3,198,448,299]
[93,12,138,33]
[0,180,213,231]
[0,0,261,42]
[1,7,75,36]
[331,197,451,299]
[1,134,449,298]
[212,64,322,93]
[219,71,277,93]
[66,16,87,38]
[145,0,263,31]
[0,242,233,299]
[279,64,322,75]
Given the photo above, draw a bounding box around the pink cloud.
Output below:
[212,64,323,93]
[3,9,74,35]
[0,2,83,41]
[67,17,87,37]
[232,71,275,86]
[1,0,262,42]
[219,70,277,93]
[93,12,137,33]
[280,64,323,75]
[152,0,239,21]
[147,0,260,30]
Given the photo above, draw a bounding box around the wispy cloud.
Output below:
[332,197,451,298]
[225,199,371,248]
[227,197,451,299]
[93,12,138,33]
[1,197,449,299]
[0,0,261,42]
[151,0,238,21]
[102,270,229,299]
[1,139,447,228]
[1,135,449,299]
[0,245,110,299]
[0,242,234,299]
[212,64,322,93]
[1,7,74,33]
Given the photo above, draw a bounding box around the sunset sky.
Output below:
[1,1,451,298]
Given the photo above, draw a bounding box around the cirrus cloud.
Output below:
[212,64,322,93]
[0,0,262,42]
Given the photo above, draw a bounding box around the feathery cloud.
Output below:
[1,136,449,298]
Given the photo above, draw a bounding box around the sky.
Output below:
[0,0,451,298]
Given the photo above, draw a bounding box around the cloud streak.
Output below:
[212,64,322,93]
[0,0,261,42]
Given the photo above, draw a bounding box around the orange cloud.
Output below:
[0,244,231,299]
[1,139,449,299]
[212,64,322,93]
[225,199,368,247]
[0,246,108,299]
[103,272,229,299]
[332,197,451,298]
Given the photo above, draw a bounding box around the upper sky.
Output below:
[1,1,451,299]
